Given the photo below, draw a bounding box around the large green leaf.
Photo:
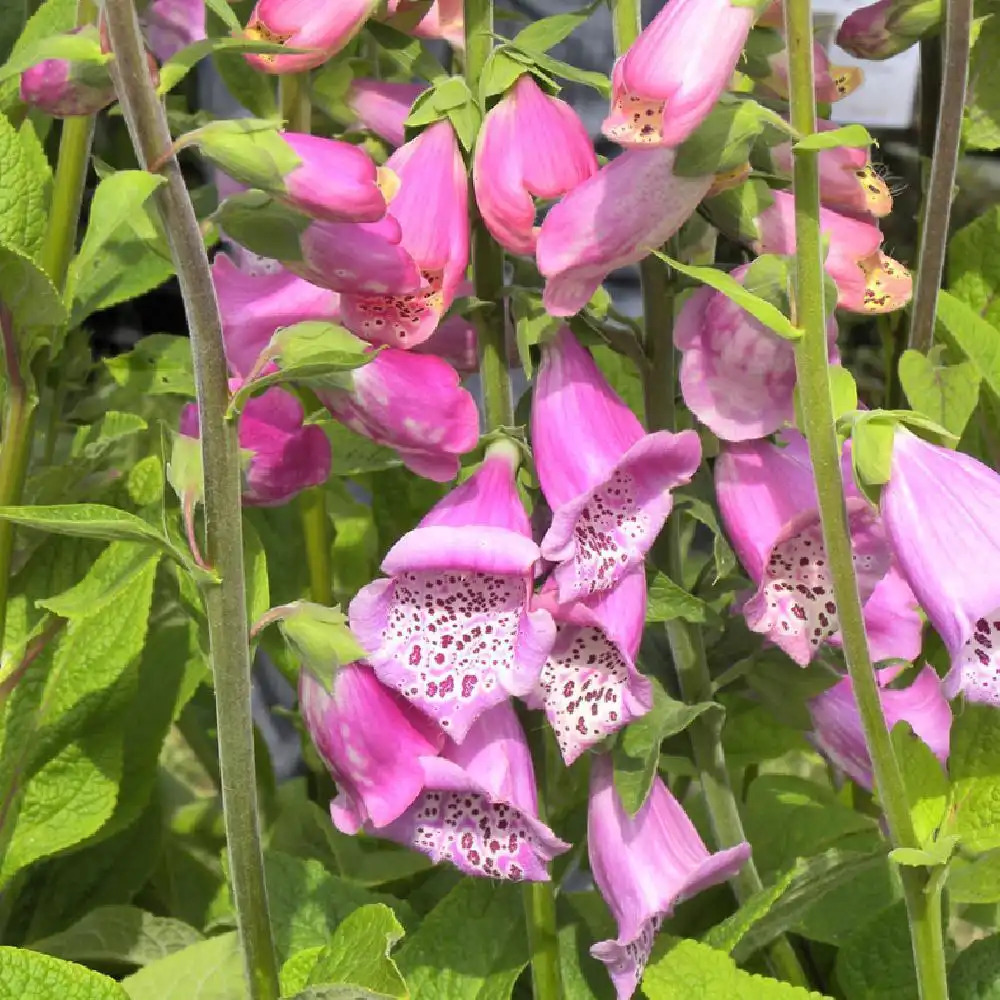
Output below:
[949,935,1000,999]
[949,703,1000,852]
[0,503,174,549]
[935,290,1000,401]
[891,721,949,848]
[948,204,1000,329]
[965,13,1000,150]
[0,112,50,257]
[897,348,981,439]
[0,947,129,999]
[121,932,244,1000]
[948,850,1000,904]
[833,901,916,1000]
[105,335,196,397]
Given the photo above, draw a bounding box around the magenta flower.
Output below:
[674,263,839,442]
[536,148,712,316]
[299,662,444,833]
[759,39,864,103]
[341,122,469,348]
[754,190,912,314]
[347,79,425,147]
[529,568,653,765]
[533,327,701,603]
[588,754,751,999]
[601,0,754,148]
[715,434,922,666]
[244,0,377,73]
[349,442,555,740]
[882,429,1000,705]
[19,28,115,118]
[473,74,597,256]
[769,125,892,219]
[143,0,206,61]
[837,0,941,60]
[180,386,330,506]
[318,347,479,482]
[379,700,569,881]
[809,666,951,791]
[383,0,464,47]
[212,253,341,377]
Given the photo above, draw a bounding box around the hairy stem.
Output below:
[907,0,973,353]
[783,1,948,996]
[279,72,311,134]
[104,2,279,996]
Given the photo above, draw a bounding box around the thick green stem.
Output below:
[279,73,311,133]
[103,2,279,997]
[0,0,98,649]
[783,2,948,997]
[907,0,972,353]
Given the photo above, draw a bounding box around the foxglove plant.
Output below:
[346,79,425,146]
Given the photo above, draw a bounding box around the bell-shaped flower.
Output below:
[349,441,556,740]
[674,263,839,442]
[244,0,377,73]
[757,38,864,103]
[601,0,754,148]
[383,0,464,47]
[716,433,922,665]
[754,190,912,314]
[474,74,598,256]
[533,327,701,602]
[212,253,341,378]
[300,662,445,833]
[378,700,570,881]
[347,79,425,147]
[837,0,941,60]
[536,148,712,316]
[882,429,1000,705]
[588,754,751,999]
[317,347,479,482]
[768,124,893,219]
[180,385,330,506]
[341,121,470,348]
[143,0,206,61]
[809,666,951,791]
[529,568,653,765]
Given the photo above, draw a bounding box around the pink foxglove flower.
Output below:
[809,666,951,790]
[601,0,754,148]
[244,0,377,73]
[674,263,839,441]
[384,0,464,47]
[837,0,941,60]
[212,253,341,377]
[143,0,206,61]
[347,79,425,147]
[349,442,555,740]
[716,433,922,666]
[180,386,330,506]
[341,122,469,348]
[529,569,653,765]
[758,39,864,103]
[533,328,701,602]
[754,190,912,314]
[473,74,597,256]
[536,148,712,316]
[769,125,892,218]
[300,662,445,833]
[588,754,751,1000]
[379,700,569,880]
[317,348,479,482]
[882,429,1000,705]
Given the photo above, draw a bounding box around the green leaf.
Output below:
[480,50,530,100]
[396,880,528,1000]
[641,937,830,999]
[833,901,915,1000]
[121,932,244,1000]
[179,118,299,193]
[324,423,401,476]
[366,22,449,83]
[704,848,886,963]
[0,240,67,332]
[612,677,717,814]
[935,289,1000,401]
[0,112,51,258]
[948,204,1000,329]
[655,253,801,341]
[676,495,737,582]
[0,947,129,1000]
[645,571,713,624]
[157,37,306,95]
[850,414,897,497]
[0,0,26,65]
[898,347,981,438]
[891,721,949,848]
[510,0,601,53]
[948,850,1000,904]
[949,703,1000,852]
[888,838,956,867]
[30,906,203,967]
[264,601,366,689]
[793,124,874,151]
[965,13,1000,150]
[105,334,196,397]
[304,905,406,997]
[0,28,110,84]
[212,189,311,263]
[511,48,609,95]
[0,503,173,548]
[949,934,1000,999]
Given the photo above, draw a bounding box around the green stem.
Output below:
[907,0,973,353]
[0,0,98,649]
[783,1,948,996]
[300,487,332,605]
[279,73,311,133]
[103,2,280,997]
[465,1,554,994]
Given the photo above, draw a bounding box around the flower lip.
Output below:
[381,526,542,577]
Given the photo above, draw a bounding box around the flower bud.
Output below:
[19,27,114,118]
[836,0,941,60]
